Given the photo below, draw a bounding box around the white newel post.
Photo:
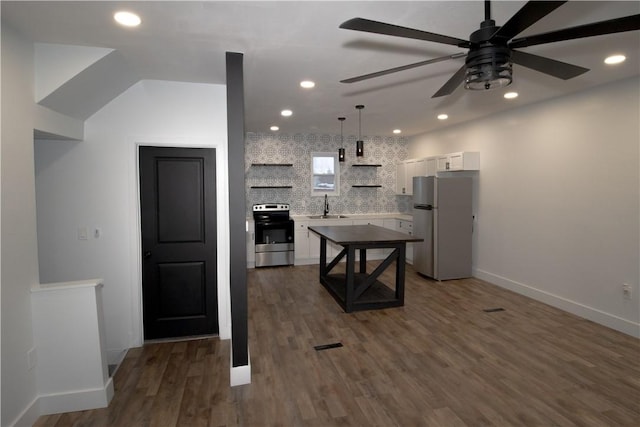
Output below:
[31,279,114,415]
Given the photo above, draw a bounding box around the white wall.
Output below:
[408,77,639,336]
[1,25,41,427]
[34,80,230,363]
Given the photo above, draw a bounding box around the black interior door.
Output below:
[139,146,218,340]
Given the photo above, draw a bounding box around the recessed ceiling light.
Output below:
[393,129,402,134]
[504,92,519,99]
[604,54,626,65]
[270,126,279,131]
[437,114,448,120]
[281,109,292,117]
[114,11,141,27]
[300,80,315,89]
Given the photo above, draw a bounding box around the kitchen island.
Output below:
[308,224,423,312]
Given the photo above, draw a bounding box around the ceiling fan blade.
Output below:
[340,18,469,47]
[490,1,567,41]
[341,53,466,84]
[511,50,588,80]
[509,14,640,49]
[432,64,467,98]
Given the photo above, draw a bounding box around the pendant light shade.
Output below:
[338,117,346,162]
[355,105,364,157]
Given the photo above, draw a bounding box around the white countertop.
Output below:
[290,213,412,222]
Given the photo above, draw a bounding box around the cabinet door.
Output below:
[405,161,417,195]
[246,220,255,264]
[396,163,407,195]
[437,152,480,171]
[437,156,450,171]
[425,157,437,176]
[414,159,427,177]
[309,229,321,258]
[327,219,352,257]
[449,152,464,170]
[294,221,310,261]
[396,220,414,263]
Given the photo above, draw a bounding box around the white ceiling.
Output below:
[3,1,639,137]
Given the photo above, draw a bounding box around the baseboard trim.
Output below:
[8,396,40,427]
[38,377,114,416]
[229,346,251,386]
[106,348,128,366]
[474,268,640,338]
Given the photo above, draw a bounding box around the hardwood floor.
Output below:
[35,263,640,426]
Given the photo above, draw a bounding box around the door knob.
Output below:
[144,251,152,259]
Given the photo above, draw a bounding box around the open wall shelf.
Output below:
[352,185,382,188]
[251,163,293,167]
[351,164,381,167]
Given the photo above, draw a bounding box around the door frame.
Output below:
[128,137,231,347]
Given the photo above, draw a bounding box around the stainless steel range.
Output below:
[252,203,294,267]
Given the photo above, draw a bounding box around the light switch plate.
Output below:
[77,226,88,240]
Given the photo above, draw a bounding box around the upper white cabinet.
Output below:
[436,151,480,172]
[396,162,409,195]
[396,159,429,195]
[425,157,437,177]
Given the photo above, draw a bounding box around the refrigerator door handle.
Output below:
[413,204,433,210]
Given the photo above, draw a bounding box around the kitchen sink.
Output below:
[307,214,349,219]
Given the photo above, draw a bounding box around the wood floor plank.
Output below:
[34,263,639,426]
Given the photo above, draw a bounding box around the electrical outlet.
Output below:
[622,283,632,300]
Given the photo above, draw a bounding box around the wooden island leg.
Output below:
[319,236,327,280]
[345,245,355,312]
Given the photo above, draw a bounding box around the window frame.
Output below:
[310,152,340,196]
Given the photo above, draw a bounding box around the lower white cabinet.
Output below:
[250,216,415,267]
[325,219,352,257]
[293,218,351,265]
[396,219,414,264]
[294,221,310,260]
[246,220,255,266]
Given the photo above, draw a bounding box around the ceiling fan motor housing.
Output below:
[465,19,513,90]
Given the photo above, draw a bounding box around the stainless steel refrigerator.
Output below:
[412,176,472,280]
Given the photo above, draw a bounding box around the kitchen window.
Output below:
[311,152,340,196]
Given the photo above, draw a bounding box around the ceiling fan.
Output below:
[339,1,640,97]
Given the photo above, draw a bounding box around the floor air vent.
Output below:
[483,307,506,313]
[314,342,343,351]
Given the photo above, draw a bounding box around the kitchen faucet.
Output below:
[323,194,329,216]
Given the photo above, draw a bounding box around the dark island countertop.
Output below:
[308,224,423,245]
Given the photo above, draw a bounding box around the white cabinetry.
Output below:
[396,219,414,264]
[396,159,428,195]
[294,218,352,264]
[396,162,408,195]
[437,151,480,172]
[294,221,310,260]
[326,219,352,256]
[246,220,255,267]
[425,157,437,177]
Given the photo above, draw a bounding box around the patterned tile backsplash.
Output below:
[245,132,412,217]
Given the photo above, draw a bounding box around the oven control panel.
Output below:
[253,203,289,212]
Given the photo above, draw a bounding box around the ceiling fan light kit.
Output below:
[464,46,513,91]
[339,1,640,98]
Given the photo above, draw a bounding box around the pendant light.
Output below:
[338,117,346,162]
[355,104,364,157]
